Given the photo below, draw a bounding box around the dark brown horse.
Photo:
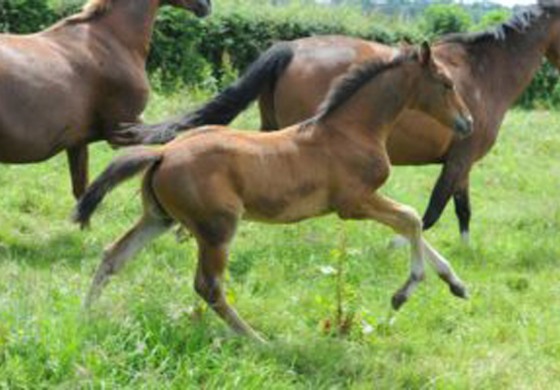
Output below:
[74,44,472,341]
[126,2,560,242]
[0,0,211,199]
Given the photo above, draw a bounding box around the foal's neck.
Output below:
[319,67,414,142]
[96,0,160,58]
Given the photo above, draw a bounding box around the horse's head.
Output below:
[541,1,560,66]
[163,0,211,18]
[410,42,473,138]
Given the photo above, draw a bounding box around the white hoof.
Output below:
[388,235,410,249]
[461,231,470,246]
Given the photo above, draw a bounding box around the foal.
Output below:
[75,43,473,340]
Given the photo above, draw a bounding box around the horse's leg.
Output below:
[345,194,426,310]
[67,145,89,199]
[83,216,172,309]
[422,159,472,231]
[453,177,471,244]
[192,217,265,342]
[422,240,468,299]
[258,87,279,131]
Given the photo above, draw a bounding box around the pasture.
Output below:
[0,91,559,388]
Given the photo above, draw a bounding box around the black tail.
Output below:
[72,147,163,228]
[181,42,294,128]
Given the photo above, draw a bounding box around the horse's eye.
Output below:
[444,83,454,91]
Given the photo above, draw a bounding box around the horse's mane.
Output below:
[316,51,416,121]
[64,0,114,24]
[439,4,559,45]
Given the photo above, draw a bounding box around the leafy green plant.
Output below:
[422,4,472,37]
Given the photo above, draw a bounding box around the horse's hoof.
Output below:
[460,231,470,246]
[391,292,408,310]
[388,235,409,250]
[450,283,469,299]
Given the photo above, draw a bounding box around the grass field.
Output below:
[0,91,559,389]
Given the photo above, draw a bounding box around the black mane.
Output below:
[439,4,556,45]
[316,52,415,121]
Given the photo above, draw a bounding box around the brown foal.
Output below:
[75,44,473,341]
[0,0,210,199]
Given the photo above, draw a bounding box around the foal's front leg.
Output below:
[342,193,426,309]
[344,193,467,309]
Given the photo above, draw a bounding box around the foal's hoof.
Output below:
[391,292,408,310]
[450,283,469,299]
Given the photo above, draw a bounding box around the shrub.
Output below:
[422,4,472,37]
[0,0,56,33]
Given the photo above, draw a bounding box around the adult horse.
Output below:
[0,0,211,199]
[74,44,473,340]
[126,2,560,242]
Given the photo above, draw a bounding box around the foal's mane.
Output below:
[440,4,559,45]
[316,51,416,121]
[64,0,114,24]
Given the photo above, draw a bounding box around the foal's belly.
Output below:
[243,187,332,224]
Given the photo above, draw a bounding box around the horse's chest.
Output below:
[98,65,150,121]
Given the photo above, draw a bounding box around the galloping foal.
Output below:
[74,43,473,341]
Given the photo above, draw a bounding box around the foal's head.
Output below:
[162,0,211,17]
[409,42,473,138]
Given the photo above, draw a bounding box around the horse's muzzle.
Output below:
[194,0,211,17]
[453,115,474,138]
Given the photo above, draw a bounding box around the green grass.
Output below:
[1,91,560,389]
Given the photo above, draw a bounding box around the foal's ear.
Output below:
[419,41,432,67]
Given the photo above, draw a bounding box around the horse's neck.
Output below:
[94,0,159,58]
[319,69,411,141]
[447,24,550,113]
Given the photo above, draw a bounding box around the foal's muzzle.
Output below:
[453,115,474,138]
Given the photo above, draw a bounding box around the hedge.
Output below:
[0,0,557,108]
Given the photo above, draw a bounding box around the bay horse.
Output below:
[126,2,560,243]
[74,44,473,341]
[0,0,211,199]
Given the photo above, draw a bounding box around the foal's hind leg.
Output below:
[84,216,172,309]
[194,242,265,342]
[190,217,265,342]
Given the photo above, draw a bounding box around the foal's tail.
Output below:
[180,42,295,128]
[72,147,163,229]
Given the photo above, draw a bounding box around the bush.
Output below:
[148,4,418,91]
[0,0,56,33]
[422,4,472,37]
[472,8,511,31]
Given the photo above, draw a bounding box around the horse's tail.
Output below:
[72,147,163,228]
[182,42,295,127]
